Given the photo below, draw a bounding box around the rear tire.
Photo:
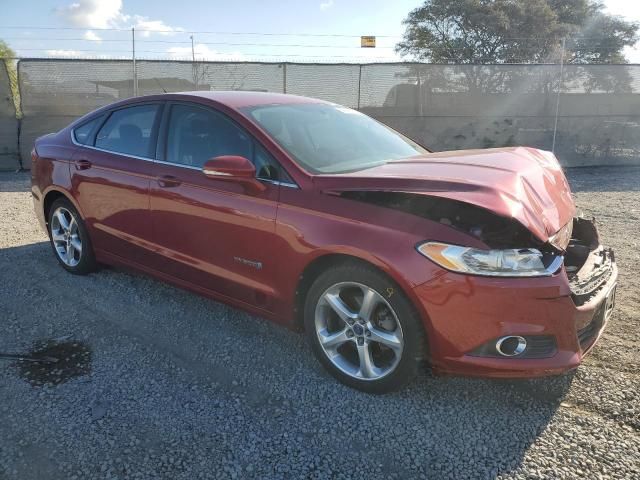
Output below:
[47,197,97,275]
[304,262,425,393]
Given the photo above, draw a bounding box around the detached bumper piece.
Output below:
[569,246,615,306]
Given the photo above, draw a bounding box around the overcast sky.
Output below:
[1,0,639,62]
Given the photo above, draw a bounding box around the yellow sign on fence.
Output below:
[361,36,376,48]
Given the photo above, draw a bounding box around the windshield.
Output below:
[243,103,429,174]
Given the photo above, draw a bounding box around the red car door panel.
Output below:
[148,102,282,312]
[149,162,280,311]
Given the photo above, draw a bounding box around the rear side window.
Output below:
[95,104,160,158]
[73,116,103,145]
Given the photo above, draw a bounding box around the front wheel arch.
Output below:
[294,253,429,336]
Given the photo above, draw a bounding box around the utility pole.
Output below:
[191,35,198,89]
[132,27,138,97]
[551,37,565,154]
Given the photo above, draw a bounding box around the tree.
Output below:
[396,0,638,65]
[0,40,21,118]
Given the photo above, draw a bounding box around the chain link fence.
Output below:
[13,59,640,168]
[0,61,19,170]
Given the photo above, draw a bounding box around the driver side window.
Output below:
[165,104,279,181]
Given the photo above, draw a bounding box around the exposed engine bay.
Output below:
[339,191,544,249]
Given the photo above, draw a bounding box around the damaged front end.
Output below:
[338,191,544,249]
[338,191,616,294]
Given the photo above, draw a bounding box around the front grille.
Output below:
[523,336,558,358]
[577,302,605,348]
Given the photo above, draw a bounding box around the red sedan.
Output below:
[31,92,618,393]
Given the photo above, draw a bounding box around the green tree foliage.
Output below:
[0,40,21,118]
[396,0,638,64]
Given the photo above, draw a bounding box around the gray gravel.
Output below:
[0,167,639,479]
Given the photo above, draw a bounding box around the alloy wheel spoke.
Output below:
[324,292,358,324]
[367,325,402,352]
[51,231,66,243]
[318,328,351,350]
[66,244,75,264]
[70,237,82,254]
[356,342,379,379]
[358,288,378,322]
[55,210,70,231]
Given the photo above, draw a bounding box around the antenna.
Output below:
[154,77,167,93]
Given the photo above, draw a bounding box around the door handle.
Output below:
[157,175,181,188]
[74,159,92,170]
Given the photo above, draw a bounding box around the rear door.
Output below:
[148,101,287,312]
[70,102,163,264]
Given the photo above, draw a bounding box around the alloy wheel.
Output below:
[314,281,404,381]
[50,207,82,267]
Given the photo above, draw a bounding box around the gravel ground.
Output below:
[0,167,638,480]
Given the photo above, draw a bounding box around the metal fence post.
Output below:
[551,37,565,154]
[357,64,362,110]
[282,62,287,94]
[132,27,138,97]
[191,34,198,89]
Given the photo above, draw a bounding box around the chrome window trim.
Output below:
[257,178,299,189]
[70,131,300,188]
[154,158,201,171]
[71,133,156,162]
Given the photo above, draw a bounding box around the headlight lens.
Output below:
[417,242,563,277]
[548,220,573,251]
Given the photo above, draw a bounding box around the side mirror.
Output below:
[202,155,265,192]
[203,155,256,179]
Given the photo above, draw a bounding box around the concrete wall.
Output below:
[0,62,19,171]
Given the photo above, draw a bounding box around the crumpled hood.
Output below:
[315,146,575,242]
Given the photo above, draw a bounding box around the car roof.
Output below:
[165,91,330,109]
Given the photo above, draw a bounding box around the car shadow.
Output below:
[1,239,576,479]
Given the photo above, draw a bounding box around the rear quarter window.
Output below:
[73,116,104,145]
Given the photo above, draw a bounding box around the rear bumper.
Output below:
[412,252,618,379]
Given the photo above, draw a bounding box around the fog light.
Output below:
[495,336,527,357]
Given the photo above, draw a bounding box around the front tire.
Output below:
[304,262,425,393]
[48,198,97,275]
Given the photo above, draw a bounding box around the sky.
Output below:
[1,0,639,63]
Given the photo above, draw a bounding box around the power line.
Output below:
[2,26,637,42]
[0,25,403,37]
[2,37,397,48]
[12,48,400,59]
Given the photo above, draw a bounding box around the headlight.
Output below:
[416,242,563,277]
[548,220,573,251]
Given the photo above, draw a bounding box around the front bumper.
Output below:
[412,246,618,379]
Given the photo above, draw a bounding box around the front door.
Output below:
[149,102,283,312]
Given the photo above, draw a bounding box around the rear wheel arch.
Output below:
[43,189,83,228]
